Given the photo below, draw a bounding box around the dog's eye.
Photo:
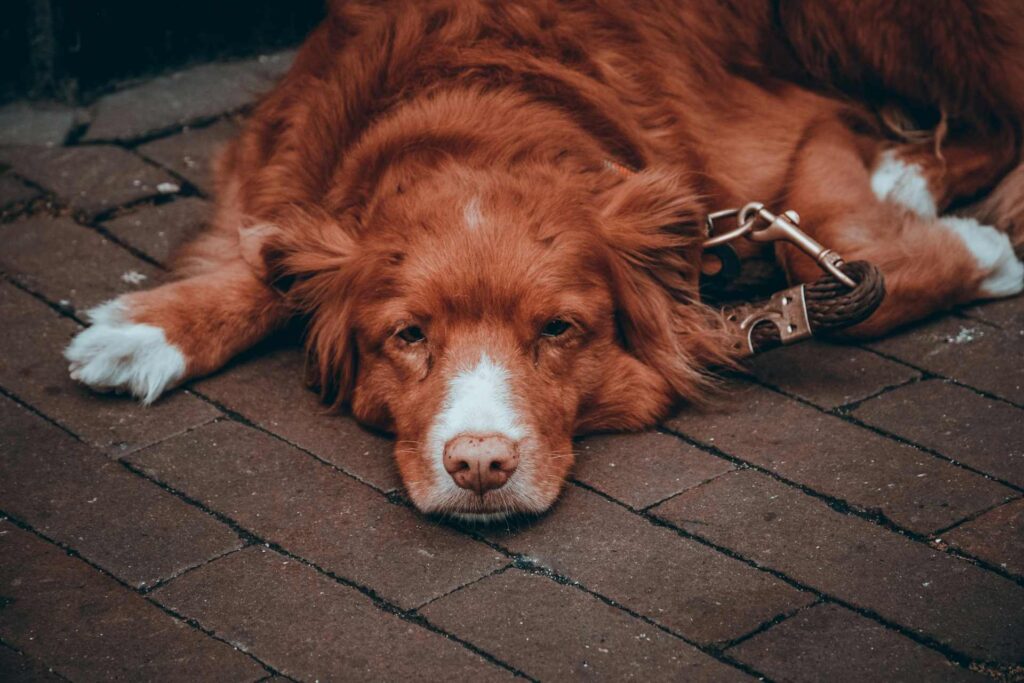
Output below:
[397,325,426,344]
[541,318,572,338]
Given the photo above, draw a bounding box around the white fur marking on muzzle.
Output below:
[432,353,526,447]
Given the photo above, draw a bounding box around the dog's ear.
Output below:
[598,168,704,294]
[240,211,364,409]
[599,169,736,401]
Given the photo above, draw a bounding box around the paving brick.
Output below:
[137,119,241,195]
[152,546,510,681]
[963,295,1024,332]
[651,470,1024,664]
[423,570,748,681]
[84,53,293,142]
[195,345,400,491]
[945,499,1024,576]
[665,384,1013,534]
[727,603,983,682]
[0,642,65,683]
[0,172,41,212]
[750,341,920,409]
[0,146,175,218]
[0,215,164,313]
[0,282,220,455]
[0,102,76,147]
[127,420,504,609]
[574,430,733,510]
[102,197,211,266]
[0,395,241,588]
[869,317,1024,405]
[852,380,1024,487]
[0,521,264,682]
[485,485,812,645]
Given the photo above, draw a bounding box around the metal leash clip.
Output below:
[734,202,856,288]
[705,201,860,356]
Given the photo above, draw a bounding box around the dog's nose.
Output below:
[443,434,519,494]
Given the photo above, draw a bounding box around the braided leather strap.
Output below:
[805,261,886,332]
[748,261,885,352]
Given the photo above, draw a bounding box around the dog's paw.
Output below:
[871,150,938,218]
[65,299,187,404]
[940,217,1024,299]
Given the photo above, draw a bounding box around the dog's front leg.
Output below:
[65,256,288,404]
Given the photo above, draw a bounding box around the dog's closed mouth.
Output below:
[437,508,545,529]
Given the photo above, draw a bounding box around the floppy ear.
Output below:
[599,169,737,400]
[240,209,364,409]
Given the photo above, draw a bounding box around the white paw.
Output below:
[871,150,938,218]
[940,216,1024,299]
[65,299,187,404]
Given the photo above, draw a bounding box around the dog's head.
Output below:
[248,163,731,520]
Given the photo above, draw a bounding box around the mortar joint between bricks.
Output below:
[208,536,534,679]
[411,563,516,611]
[185,386,392,497]
[0,637,75,683]
[862,347,1024,411]
[508,561,778,680]
[829,373,927,413]
[21,453,532,682]
[452,521,792,680]
[709,597,825,653]
[837,409,1024,495]
[931,497,1024,538]
[111,108,253,150]
[643,509,997,671]
[660,422,1024,562]
[0,384,83,443]
[553,481,989,671]
[0,508,284,676]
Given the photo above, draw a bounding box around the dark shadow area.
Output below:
[1,0,324,104]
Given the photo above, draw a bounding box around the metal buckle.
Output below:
[724,284,811,357]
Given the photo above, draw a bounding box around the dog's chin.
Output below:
[411,484,557,525]
[432,508,548,529]
[445,510,519,525]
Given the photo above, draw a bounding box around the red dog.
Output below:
[67,1,1024,520]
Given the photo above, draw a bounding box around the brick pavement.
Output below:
[2,53,1023,682]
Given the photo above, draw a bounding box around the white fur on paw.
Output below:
[871,150,937,218]
[940,217,1024,299]
[64,299,187,404]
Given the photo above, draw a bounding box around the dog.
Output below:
[66,0,1024,520]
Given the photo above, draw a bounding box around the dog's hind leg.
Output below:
[870,121,1024,250]
[776,122,1023,338]
[65,215,290,404]
[963,159,1024,251]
